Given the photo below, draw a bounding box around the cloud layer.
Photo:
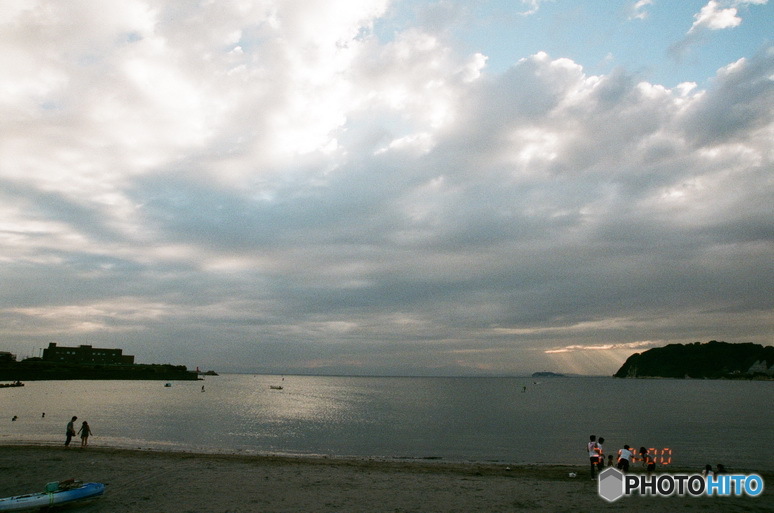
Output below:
[1,0,772,375]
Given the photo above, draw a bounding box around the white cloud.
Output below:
[672,1,768,58]
[629,0,654,20]
[688,0,768,35]
[518,0,555,16]
[689,1,742,33]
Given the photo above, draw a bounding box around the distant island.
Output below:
[614,341,774,379]
[0,343,202,381]
[531,371,565,378]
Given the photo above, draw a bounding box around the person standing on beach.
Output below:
[595,437,605,473]
[77,421,93,447]
[65,416,77,447]
[617,444,633,472]
[639,447,656,476]
[587,435,599,479]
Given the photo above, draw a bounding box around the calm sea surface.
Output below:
[1,375,772,470]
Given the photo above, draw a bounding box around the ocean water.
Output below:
[0,375,772,471]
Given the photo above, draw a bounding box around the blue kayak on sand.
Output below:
[0,482,104,511]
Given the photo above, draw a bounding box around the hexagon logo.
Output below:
[598,467,625,502]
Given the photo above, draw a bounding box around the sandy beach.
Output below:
[0,445,771,512]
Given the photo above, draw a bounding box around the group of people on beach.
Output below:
[586,435,656,479]
[65,416,92,448]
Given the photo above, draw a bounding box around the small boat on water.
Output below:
[0,481,104,512]
[269,385,283,390]
[0,382,24,388]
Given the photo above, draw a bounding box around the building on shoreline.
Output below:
[1,344,199,381]
[42,343,135,365]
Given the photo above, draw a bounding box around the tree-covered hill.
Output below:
[614,341,774,379]
[0,359,199,381]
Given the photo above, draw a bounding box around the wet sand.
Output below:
[0,445,771,512]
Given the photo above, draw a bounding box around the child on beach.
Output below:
[78,421,93,447]
[587,435,598,479]
[595,437,605,472]
[639,447,656,476]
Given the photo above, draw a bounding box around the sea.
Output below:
[1,375,772,471]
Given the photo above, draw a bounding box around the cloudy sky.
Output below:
[1,0,772,376]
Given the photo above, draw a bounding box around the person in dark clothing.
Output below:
[587,435,598,479]
[65,416,77,447]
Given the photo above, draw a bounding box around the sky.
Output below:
[0,0,772,377]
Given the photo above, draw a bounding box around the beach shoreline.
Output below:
[1,445,771,512]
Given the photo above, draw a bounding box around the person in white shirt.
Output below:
[617,444,633,472]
